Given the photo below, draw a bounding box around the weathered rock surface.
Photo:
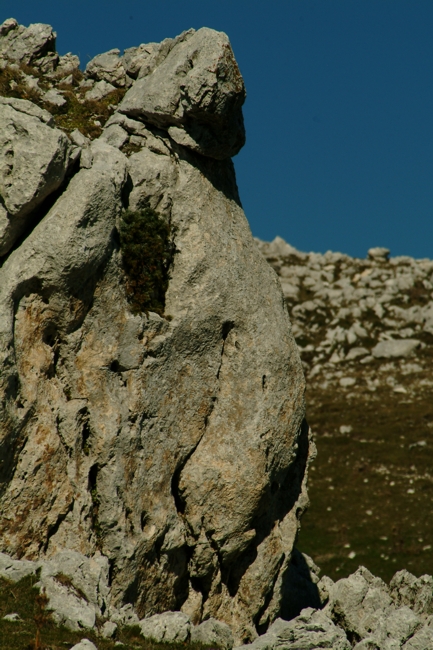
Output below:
[191,617,234,650]
[119,27,246,159]
[0,19,307,646]
[237,609,351,650]
[139,611,191,643]
[0,99,71,255]
[0,18,56,68]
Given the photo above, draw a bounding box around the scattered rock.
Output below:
[0,552,39,581]
[86,48,126,87]
[0,19,56,66]
[43,87,66,106]
[85,79,116,101]
[3,612,22,621]
[139,612,191,643]
[100,620,117,638]
[238,609,351,650]
[191,618,234,650]
[368,247,390,261]
[70,640,98,650]
[372,339,421,359]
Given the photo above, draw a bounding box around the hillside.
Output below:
[257,236,433,581]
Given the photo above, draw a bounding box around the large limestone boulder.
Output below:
[0,18,57,67]
[119,27,246,159]
[0,25,307,645]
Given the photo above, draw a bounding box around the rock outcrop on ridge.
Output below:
[0,19,308,644]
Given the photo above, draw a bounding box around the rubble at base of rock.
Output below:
[2,550,433,649]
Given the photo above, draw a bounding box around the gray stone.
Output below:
[70,129,90,148]
[38,550,110,631]
[85,80,116,101]
[43,88,66,107]
[324,566,392,640]
[122,43,159,78]
[402,622,433,649]
[100,620,117,638]
[0,551,39,581]
[86,49,126,87]
[119,27,245,159]
[0,101,71,256]
[372,339,421,359]
[0,18,18,38]
[0,95,53,124]
[368,247,390,261]
[139,612,191,643]
[346,346,369,360]
[0,25,309,646]
[3,612,22,621]
[340,376,356,387]
[54,52,80,78]
[70,641,98,650]
[100,124,129,149]
[0,20,56,66]
[238,609,350,650]
[191,618,234,650]
[389,570,433,616]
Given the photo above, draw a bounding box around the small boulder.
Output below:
[138,611,191,643]
[70,640,98,650]
[191,618,234,650]
[85,80,116,101]
[237,609,350,650]
[368,247,390,261]
[3,612,22,622]
[0,552,39,582]
[371,339,421,359]
[85,49,126,87]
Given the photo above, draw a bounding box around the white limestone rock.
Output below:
[85,80,116,101]
[372,339,421,359]
[191,618,234,650]
[0,19,56,66]
[70,641,98,650]
[139,612,191,643]
[237,609,350,650]
[85,49,126,87]
[0,100,71,256]
[119,28,245,159]
[0,551,39,581]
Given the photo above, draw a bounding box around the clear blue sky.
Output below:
[4,1,433,259]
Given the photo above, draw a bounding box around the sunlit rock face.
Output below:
[0,19,309,644]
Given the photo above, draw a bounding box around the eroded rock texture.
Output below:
[0,19,308,644]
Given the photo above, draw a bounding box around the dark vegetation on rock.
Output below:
[0,61,126,139]
[119,208,176,316]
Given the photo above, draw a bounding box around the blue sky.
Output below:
[4,1,433,259]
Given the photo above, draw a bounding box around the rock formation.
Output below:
[0,18,309,644]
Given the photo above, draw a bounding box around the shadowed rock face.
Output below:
[0,19,308,644]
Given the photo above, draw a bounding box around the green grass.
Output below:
[0,575,216,650]
[298,347,433,583]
